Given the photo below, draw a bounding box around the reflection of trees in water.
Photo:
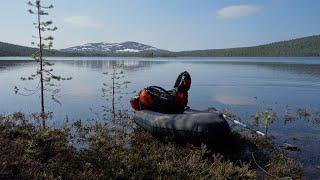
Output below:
[256,63,320,78]
[0,59,168,73]
[188,60,320,78]
[0,60,35,72]
[3,59,320,78]
[56,60,167,72]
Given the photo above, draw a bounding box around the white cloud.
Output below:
[217,5,261,19]
[63,16,103,28]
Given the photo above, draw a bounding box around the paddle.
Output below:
[222,114,266,136]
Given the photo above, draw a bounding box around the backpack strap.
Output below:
[145,86,171,100]
[147,86,170,94]
[174,71,191,92]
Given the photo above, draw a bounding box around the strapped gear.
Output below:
[174,71,191,92]
[130,71,191,114]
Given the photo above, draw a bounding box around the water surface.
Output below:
[0,57,319,177]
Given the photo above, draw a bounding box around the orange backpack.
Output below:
[130,71,191,114]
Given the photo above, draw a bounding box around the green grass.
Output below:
[0,112,301,179]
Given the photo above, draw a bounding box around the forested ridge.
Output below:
[0,41,91,57]
[1,34,320,57]
[174,35,320,57]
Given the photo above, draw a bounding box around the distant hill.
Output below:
[0,42,121,57]
[1,35,320,57]
[62,41,165,53]
[0,41,74,57]
[0,41,165,57]
[173,35,320,57]
[0,42,38,56]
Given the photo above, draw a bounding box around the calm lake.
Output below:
[0,57,320,177]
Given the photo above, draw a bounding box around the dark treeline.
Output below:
[174,35,320,57]
[1,34,320,57]
[0,41,68,56]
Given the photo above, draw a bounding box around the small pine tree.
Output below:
[14,0,71,128]
[102,63,131,119]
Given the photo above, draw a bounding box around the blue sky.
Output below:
[1,0,320,51]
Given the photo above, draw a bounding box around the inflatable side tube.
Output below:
[134,109,230,141]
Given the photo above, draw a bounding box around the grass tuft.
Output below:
[0,112,301,179]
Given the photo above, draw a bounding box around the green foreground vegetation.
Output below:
[0,112,301,179]
[1,34,320,57]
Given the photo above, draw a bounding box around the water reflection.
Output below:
[1,57,320,177]
[0,60,34,72]
[215,94,256,105]
[257,63,320,78]
[55,60,168,72]
[187,60,320,79]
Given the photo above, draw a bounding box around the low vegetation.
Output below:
[0,112,301,179]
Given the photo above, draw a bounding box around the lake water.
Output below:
[0,57,320,177]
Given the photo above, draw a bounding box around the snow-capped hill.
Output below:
[61,41,164,53]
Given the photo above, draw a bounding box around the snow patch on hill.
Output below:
[62,41,164,53]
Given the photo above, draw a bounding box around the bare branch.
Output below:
[27,1,35,6]
[39,10,49,16]
[42,21,53,27]
[48,41,53,49]
[41,4,54,9]
[44,36,54,41]
[47,26,58,31]
[52,94,62,106]
[28,9,35,14]
[44,61,54,66]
